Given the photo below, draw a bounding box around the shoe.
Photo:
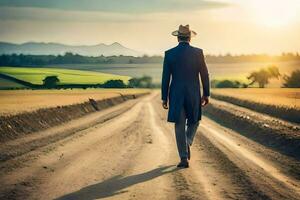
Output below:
[177,158,189,168]
[187,145,191,160]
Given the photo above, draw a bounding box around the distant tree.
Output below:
[282,70,300,88]
[128,78,140,88]
[102,79,126,88]
[42,76,60,88]
[215,80,241,88]
[139,76,152,88]
[128,59,134,64]
[210,80,219,88]
[128,76,153,88]
[241,83,249,88]
[247,65,280,88]
[1,53,300,66]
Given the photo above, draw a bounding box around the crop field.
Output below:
[212,88,300,108]
[0,88,149,116]
[0,67,131,85]
[1,60,299,87]
[211,88,300,123]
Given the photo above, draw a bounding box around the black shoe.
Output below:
[177,158,189,168]
[187,145,191,160]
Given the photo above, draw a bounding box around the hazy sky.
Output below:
[0,0,300,55]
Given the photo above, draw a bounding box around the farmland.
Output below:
[212,88,300,108]
[44,60,300,86]
[211,88,300,124]
[0,67,131,86]
[1,60,299,88]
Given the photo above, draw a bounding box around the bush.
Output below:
[42,76,60,89]
[128,76,153,88]
[215,80,241,88]
[282,70,300,88]
[102,79,126,88]
[247,65,280,88]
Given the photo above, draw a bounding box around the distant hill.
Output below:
[0,42,142,56]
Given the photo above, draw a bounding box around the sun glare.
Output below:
[246,0,299,27]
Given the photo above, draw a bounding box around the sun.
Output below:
[246,0,299,27]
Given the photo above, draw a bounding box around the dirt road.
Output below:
[1,91,300,200]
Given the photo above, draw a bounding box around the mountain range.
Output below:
[0,42,141,56]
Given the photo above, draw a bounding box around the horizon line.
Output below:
[0,40,299,57]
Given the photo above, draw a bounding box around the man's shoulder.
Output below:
[190,45,203,53]
[164,45,203,55]
[165,46,177,55]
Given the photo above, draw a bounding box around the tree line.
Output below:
[212,66,300,88]
[205,52,300,63]
[1,52,300,66]
[0,53,163,66]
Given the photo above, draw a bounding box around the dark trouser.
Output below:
[174,108,199,159]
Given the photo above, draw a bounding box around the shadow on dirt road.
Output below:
[55,165,180,200]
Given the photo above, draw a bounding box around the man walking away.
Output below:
[161,24,210,168]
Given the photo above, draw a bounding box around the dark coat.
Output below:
[161,42,210,123]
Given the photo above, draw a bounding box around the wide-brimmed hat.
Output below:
[172,24,197,37]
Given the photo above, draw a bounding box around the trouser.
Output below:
[174,108,199,159]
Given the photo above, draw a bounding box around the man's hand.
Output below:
[201,96,209,107]
[162,100,168,109]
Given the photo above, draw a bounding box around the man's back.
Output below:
[165,42,204,85]
[161,24,210,168]
[162,42,210,116]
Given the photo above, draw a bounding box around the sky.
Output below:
[0,0,300,55]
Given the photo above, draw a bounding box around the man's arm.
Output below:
[199,50,210,106]
[161,52,171,108]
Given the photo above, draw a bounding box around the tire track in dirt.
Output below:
[194,133,270,200]
[199,117,300,200]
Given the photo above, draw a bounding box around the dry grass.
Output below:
[212,88,300,108]
[0,88,149,116]
[211,88,300,124]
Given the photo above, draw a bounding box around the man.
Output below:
[161,25,210,168]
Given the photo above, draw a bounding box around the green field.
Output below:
[0,67,131,86]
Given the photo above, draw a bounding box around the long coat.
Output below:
[161,42,210,124]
